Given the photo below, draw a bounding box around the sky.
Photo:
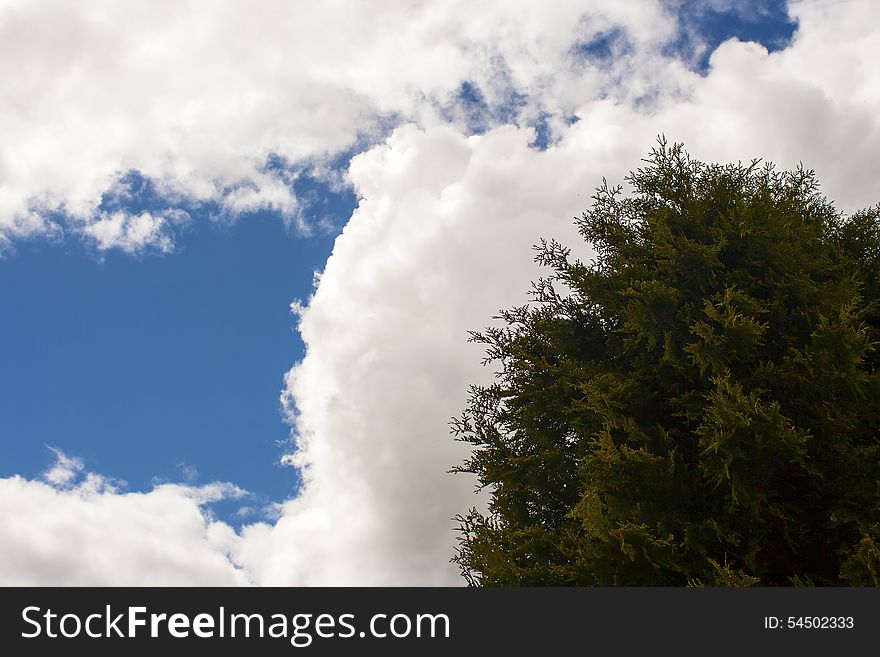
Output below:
[1,0,878,585]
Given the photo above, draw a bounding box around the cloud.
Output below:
[2,0,880,585]
[0,0,683,252]
[81,210,176,254]
[0,449,248,585]
[233,124,592,585]
[41,447,85,487]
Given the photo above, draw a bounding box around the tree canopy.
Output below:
[452,140,880,586]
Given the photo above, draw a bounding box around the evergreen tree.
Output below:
[452,139,880,586]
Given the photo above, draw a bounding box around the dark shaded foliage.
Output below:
[453,140,880,586]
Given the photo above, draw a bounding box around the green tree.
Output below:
[452,140,880,586]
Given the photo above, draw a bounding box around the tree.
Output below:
[452,139,880,586]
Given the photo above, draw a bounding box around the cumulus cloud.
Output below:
[2,0,880,585]
[0,449,248,585]
[82,211,176,254]
[233,124,593,585]
[0,0,680,252]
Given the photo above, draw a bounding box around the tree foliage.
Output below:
[452,140,880,586]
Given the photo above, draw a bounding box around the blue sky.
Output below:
[2,0,878,585]
[1,178,354,518]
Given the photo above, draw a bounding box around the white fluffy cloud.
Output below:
[82,210,176,253]
[2,0,880,585]
[0,450,247,585]
[235,124,593,585]
[0,0,676,252]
